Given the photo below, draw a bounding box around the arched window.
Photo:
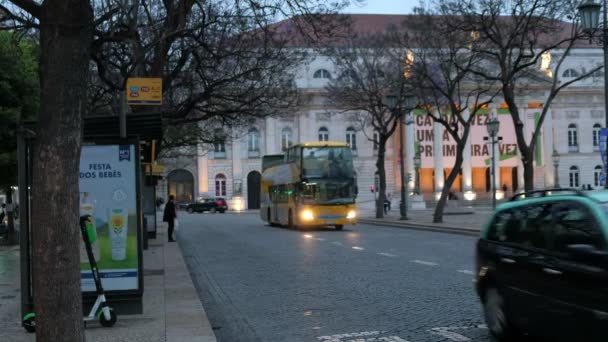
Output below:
[247,127,260,152]
[593,123,602,150]
[313,69,331,79]
[346,127,357,151]
[215,174,227,197]
[318,127,329,141]
[594,165,603,187]
[339,69,358,82]
[562,68,580,78]
[568,124,578,151]
[281,127,293,151]
[569,166,579,188]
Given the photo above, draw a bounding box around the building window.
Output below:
[569,166,579,188]
[248,127,260,152]
[214,129,226,158]
[346,127,357,151]
[594,165,603,188]
[593,123,602,151]
[215,174,227,197]
[373,131,379,152]
[562,68,580,78]
[281,127,293,151]
[318,127,329,141]
[313,69,331,79]
[568,124,578,152]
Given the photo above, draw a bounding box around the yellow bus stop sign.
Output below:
[126,78,162,105]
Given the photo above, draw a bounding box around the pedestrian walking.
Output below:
[163,195,177,242]
[387,193,392,211]
[502,183,508,194]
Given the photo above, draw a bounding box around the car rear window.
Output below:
[487,203,553,250]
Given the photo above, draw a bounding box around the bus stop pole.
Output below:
[18,127,33,318]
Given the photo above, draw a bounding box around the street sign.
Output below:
[126,78,162,105]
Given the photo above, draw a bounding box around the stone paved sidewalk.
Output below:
[358,205,494,235]
[0,223,216,342]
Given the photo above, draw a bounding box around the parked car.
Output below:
[184,197,228,213]
[476,189,608,342]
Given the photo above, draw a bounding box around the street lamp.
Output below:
[552,150,560,188]
[413,152,421,195]
[578,0,608,188]
[486,116,500,209]
[387,94,416,221]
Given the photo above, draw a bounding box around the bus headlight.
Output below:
[301,210,314,221]
[346,210,357,219]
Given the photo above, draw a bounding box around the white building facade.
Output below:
[158,16,606,210]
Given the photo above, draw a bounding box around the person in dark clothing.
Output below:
[163,195,177,242]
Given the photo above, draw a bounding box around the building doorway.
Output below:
[247,171,262,209]
[167,169,194,203]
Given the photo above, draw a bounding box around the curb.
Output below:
[358,218,481,236]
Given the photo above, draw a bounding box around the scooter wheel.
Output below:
[23,316,36,333]
[98,309,117,327]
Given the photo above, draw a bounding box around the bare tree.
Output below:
[403,10,497,223]
[0,1,358,341]
[441,0,602,191]
[326,29,413,219]
[1,1,93,341]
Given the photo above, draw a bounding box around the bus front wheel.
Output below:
[334,225,343,231]
[288,210,297,230]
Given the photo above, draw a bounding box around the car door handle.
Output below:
[500,257,516,264]
[543,268,562,275]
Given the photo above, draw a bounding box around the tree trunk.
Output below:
[433,144,464,223]
[523,154,535,192]
[375,138,388,219]
[31,2,93,341]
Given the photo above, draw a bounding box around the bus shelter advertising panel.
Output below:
[79,144,140,292]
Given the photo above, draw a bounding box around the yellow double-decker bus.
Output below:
[260,141,358,230]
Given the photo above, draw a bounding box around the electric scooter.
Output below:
[23,215,117,332]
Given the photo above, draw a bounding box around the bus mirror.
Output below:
[355,186,359,195]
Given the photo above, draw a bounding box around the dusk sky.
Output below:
[342,0,420,15]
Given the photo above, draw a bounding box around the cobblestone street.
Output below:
[179,213,493,342]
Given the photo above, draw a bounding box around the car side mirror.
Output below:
[566,244,608,263]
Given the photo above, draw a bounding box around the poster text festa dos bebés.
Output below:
[80,163,122,179]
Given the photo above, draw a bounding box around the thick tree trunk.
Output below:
[375,138,388,219]
[433,144,464,223]
[523,156,535,192]
[31,2,93,341]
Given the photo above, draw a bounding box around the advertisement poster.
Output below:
[79,144,139,292]
[600,128,608,182]
[412,108,540,168]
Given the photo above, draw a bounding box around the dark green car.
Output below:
[476,189,608,341]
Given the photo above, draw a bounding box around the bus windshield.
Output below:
[301,147,354,179]
[299,179,356,205]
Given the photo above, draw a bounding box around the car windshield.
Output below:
[298,179,356,205]
[301,147,354,179]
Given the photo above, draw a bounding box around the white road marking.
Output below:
[429,327,471,341]
[457,270,475,275]
[331,241,343,246]
[317,331,410,342]
[410,260,438,266]
[377,252,397,257]
[314,237,326,241]
[352,246,365,251]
